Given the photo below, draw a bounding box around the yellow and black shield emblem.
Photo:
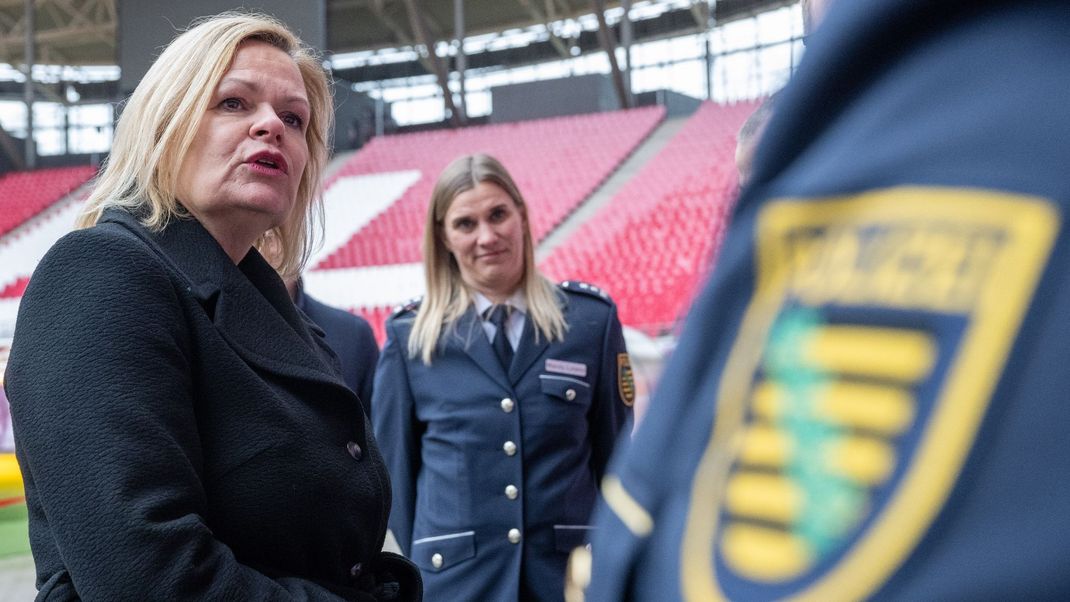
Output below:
[680,188,1058,601]
[618,353,636,407]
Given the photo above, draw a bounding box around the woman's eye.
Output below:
[490,208,507,221]
[454,219,475,231]
[220,97,243,111]
[281,113,304,129]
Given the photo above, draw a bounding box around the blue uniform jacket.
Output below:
[373,283,632,601]
[588,0,1070,600]
[295,285,379,416]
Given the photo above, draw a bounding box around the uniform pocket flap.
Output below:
[410,530,476,572]
[554,524,595,553]
[540,374,591,403]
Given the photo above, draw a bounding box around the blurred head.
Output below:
[736,95,777,186]
[802,0,834,40]
[425,154,533,301]
[78,12,333,277]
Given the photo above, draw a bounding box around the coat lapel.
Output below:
[447,306,512,391]
[509,314,550,384]
[101,209,348,393]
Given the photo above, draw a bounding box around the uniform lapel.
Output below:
[101,209,349,393]
[509,314,549,384]
[449,306,512,391]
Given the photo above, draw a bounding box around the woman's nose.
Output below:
[476,222,497,245]
[250,105,284,141]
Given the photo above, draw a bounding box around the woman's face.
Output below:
[175,41,310,259]
[441,181,527,301]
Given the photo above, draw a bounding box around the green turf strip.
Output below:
[0,501,27,522]
[0,502,29,558]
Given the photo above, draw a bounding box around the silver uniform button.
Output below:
[508,528,521,544]
[565,388,577,401]
[431,553,443,569]
[505,484,518,500]
[501,397,515,412]
[503,441,517,456]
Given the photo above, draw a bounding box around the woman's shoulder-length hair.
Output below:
[77,11,333,277]
[407,153,568,365]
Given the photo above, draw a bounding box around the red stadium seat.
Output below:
[539,101,760,336]
[0,276,29,299]
[0,166,96,238]
[316,107,666,270]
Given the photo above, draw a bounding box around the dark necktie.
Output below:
[486,304,514,372]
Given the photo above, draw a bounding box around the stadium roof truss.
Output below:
[0,0,782,68]
[0,0,115,66]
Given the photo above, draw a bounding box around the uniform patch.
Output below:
[679,188,1058,601]
[546,358,588,378]
[618,353,636,407]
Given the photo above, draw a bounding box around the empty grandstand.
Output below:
[541,100,757,334]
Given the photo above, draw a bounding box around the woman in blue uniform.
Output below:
[372,153,633,600]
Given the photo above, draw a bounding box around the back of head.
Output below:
[736,94,777,186]
[80,11,333,277]
[802,0,834,39]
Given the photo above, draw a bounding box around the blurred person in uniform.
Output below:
[4,13,420,600]
[263,236,380,414]
[290,279,378,415]
[580,0,1070,599]
[735,94,777,186]
[373,153,633,601]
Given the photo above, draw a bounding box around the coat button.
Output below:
[505,484,518,500]
[346,441,363,461]
[503,441,517,456]
[565,388,577,401]
[431,553,443,569]
[508,528,521,544]
[350,562,363,578]
[501,397,515,412]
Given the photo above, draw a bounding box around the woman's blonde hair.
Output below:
[77,12,333,277]
[409,153,567,364]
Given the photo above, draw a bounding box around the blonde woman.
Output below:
[5,13,419,600]
[372,153,633,601]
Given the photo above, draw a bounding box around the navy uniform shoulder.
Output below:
[559,280,614,306]
[389,296,423,320]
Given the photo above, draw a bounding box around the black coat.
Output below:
[294,286,379,417]
[5,208,420,601]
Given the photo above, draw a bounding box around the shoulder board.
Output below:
[559,280,613,305]
[390,296,423,318]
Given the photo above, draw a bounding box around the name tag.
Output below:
[545,359,587,378]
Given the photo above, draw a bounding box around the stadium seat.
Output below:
[540,101,760,335]
[0,166,96,238]
[316,107,666,270]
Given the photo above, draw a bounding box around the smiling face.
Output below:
[441,181,527,302]
[175,40,310,261]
